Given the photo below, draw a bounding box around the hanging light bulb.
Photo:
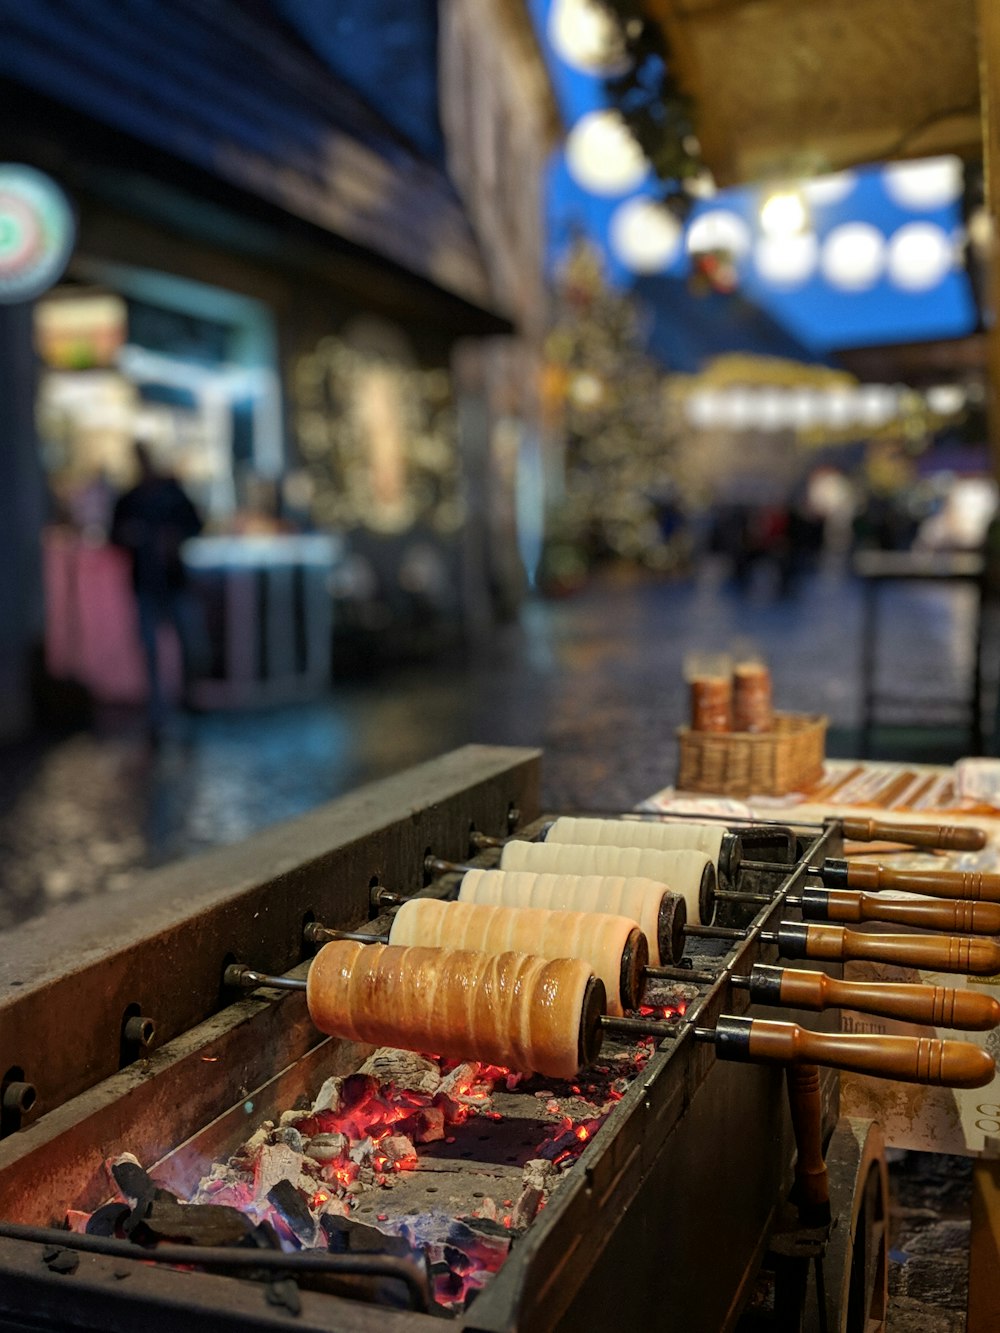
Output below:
[759,188,809,238]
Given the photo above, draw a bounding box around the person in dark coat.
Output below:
[111,442,204,732]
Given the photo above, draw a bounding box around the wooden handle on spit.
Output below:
[818,888,1000,935]
[846,862,1000,902]
[769,964,1000,1030]
[786,1064,830,1223]
[739,1019,995,1087]
[785,922,1000,975]
[840,818,986,851]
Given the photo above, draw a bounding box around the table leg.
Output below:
[860,578,879,758]
[969,1157,1000,1331]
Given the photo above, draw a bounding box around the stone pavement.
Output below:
[0,558,984,931]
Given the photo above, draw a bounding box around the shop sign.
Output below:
[0,165,75,304]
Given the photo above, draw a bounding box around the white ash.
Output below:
[522,1159,555,1193]
[305,1132,348,1164]
[511,1159,556,1230]
[279,1109,313,1129]
[251,1142,312,1206]
[359,1049,441,1094]
[511,1184,543,1229]
[349,1136,376,1166]
[311,1075,344,1115]
[274,1126,306,1153]
[438,1062,480,1097]
[381,1134,416,1165]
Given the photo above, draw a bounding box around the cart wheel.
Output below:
[806,1116,889,1333]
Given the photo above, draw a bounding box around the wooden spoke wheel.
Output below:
[807,1116,889,1333]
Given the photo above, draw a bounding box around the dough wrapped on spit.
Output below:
[546,815,726,865]
[306,940,604,1080]
[457,867,685,968]
[499,841,716,926]
[388,896,647,1016]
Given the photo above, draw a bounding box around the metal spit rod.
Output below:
[222,964,995,1090]
[740,857,1000,903]
[549,810,987,852]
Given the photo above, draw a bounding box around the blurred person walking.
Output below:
[111,442,204,736]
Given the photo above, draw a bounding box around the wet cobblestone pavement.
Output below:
[0,558,989,1329]
[0,559,985,931]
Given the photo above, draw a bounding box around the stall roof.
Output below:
[0,0,500,313]
[647,0,981,186]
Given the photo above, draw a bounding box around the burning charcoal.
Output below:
[311,1075,344,1115]
[432,1092,464,1124]
[278,1109,311,1129]
[85,1202,131,1238]
[462,1216,511,1242]
[320,1214,412,1257]
[240,1221,284,1251]
[444,1243,475,1274]
[471,1197,498,1222]
[109,1154,156,1210]
[273,1125,305,1153]
[42,1246,79,1275]
[348,1136,375,1166]
[341,1073,377,1110]
[266,1179,318,1248]
[318,1197,350,1221]
[238,1126,271,1158]
[510,1183,544,1230]
[189,1162,252,1207]
[136,1197,255,1248]
[380,1134,417,1167]
[396,1105,446,1144]
[522,1159,555,1194]
[253,1143,307,1205]
[359,1048,441,1094]
[438,1063,480,1098]
[265,1278,302,1316]
[304,1132,348,1163]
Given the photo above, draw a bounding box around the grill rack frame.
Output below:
[0,745,845,1333]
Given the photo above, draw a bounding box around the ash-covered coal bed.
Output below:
[70,984,694,1313]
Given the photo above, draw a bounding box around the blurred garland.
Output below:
[599,0,703,210]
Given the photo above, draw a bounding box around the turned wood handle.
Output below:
[840,818,986,851]
[795,923,1000,975]
[846,863,1000,902]
[820,888,1000,935]
[786,1064,830,1222]
[746,1020,995,1088]
[774,966,1000,1030]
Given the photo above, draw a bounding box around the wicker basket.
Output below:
[677,712,827,797]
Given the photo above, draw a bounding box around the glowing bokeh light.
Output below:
[821,223,886,290]
[565,110,647,196]
[686,209,752,258]
[883,156,963,210]
[926,384,965,415]
[609,197,682,272]
[857,384,898,426]
[886,222,954,291]
[754,232,819,287]
[802,171,857,207]
[547,0,629,74]
[759,190,809,237]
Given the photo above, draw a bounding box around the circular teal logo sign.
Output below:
[0,165,75,303]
